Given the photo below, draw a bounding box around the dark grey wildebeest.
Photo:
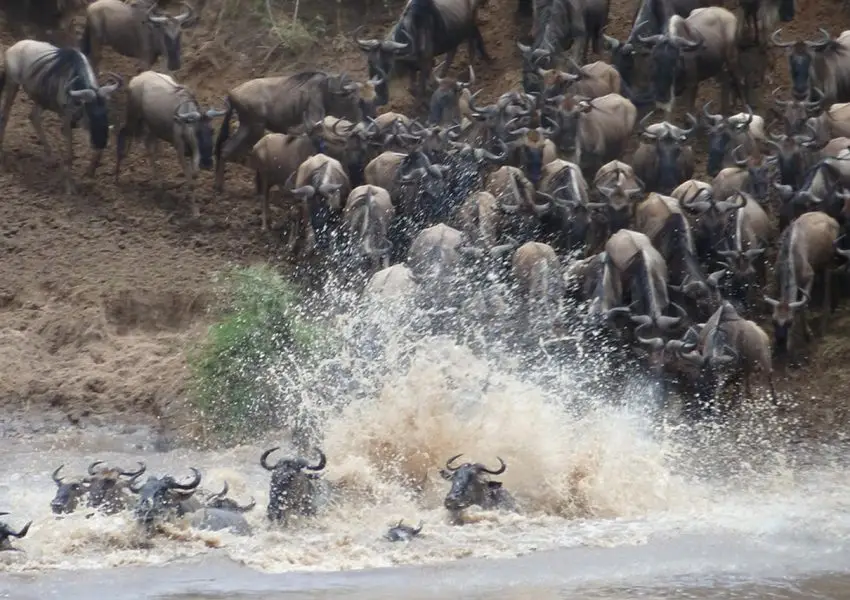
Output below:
[261,447,329,525]
[80,0,195,74]
[440,454,517,525]
[86,460,147,515]
[115,70,227,216]
[355,0,492,106]
[0,40,122,193]
[0,513,31,552]
[771,28,850,105]
[50,464,90,514]
[637,6,743,118]
[213,70,383,192]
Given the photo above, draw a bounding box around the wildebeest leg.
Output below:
[0,81,21,153]
[60,115,75,194]
[144,133,163,192]
[255,171,272,232]
[214,124,257,192]
[470,26,493,64]
[28,105,55,163]
[821,268,832,333]
[86,148,104,180]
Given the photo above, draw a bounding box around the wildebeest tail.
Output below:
[80,21,92,56]
[214,98,234,163]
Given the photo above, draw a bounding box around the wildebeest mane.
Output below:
[30,46,96,105]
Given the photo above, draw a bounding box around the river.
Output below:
[1,289,849,598]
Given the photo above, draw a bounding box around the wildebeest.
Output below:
[528,0,610,63]
[535,59,622,101]
[512,241,564,336]
[637,7,742,117]
[773,156,850,231]
[603,0,718,90]
[702,104,766,177]
[249,133,318,234]
[86,460,147,514]
[545,93,637,174]
[342,184,396,273]
[593,160,645,233]
[115,70,226,215]
[771,28,850,105]
[201,481,256,513]
[214,70,383,191]
[711,145,773,202]
[714,192,773,307]
[428,64,476,126]
[289,154,352,256]
[362,263,418,303]
[764,211,840,359]
[589,228,686,340]
[678,181,745,261]
[80,0,195,74]
[632,114,696,194]
[0,513,31,552]
[406,222,469,288]
[806,102,850,146]
[129,467,202,531]
[534,158,604,253]
[671,301,775,417]
[385,519,424,541]
[737,0,793,45]
[440,454,517,524]
[0,40,122,193]
[355,0,492,104]
[50,464,90,514]
[261,446,328,524]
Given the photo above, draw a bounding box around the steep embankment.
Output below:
[0,0,848,440]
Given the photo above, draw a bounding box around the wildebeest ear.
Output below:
[439,469,453,480]
[487,481,503,489]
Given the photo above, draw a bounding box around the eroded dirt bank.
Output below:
[0,0,848,440]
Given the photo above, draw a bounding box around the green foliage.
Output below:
[188,265,324,442]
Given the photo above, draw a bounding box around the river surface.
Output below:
[1,293,849,598]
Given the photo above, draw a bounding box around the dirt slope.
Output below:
[0,0,848,440]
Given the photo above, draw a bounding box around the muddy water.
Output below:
[1,292,849,598]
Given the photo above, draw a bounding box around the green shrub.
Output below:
[188,264,324,443]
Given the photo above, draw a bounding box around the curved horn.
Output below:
[703,100,722,123]
[174,1,195,25]
[805,27,832,49]
[790,286,810,309]
[771,28,795,48]
[732,144,749,167]
[52,465,65,485]
[68,89,97,102]
[477,457,507,475]
[128,472,145,493]
[306,449,327,471]
[212,481,229,499]
[763,295,780,307]
[169,467,202,490]
[87,461,105,476]
[260,447,279,471]
[354,25,381,51]
[445,454,464,471]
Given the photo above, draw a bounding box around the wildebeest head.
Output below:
[595,168,645,234]
[261,447,327,523]
[764,283,809,354]
[603,32,645,89]
[399,151,451,222]
[765,127,819,189]
[638,31,703,110]
[67,71,122,151]
[147,2,194,71]
[680,185,745,250]
[633,322,697,376]
[129,467,202,529]
[85,460,147,513]
[174,101,227,170]
[203,481,256,513]
[543,95,592,158]
[330,71,387,121]
[506,122,556,184]
[440,454,507,513]
[354,26,412,106]
[0,513,31,552]
[640,113,697,193]
[428,64,475,126]
[717,246,764,279]
[771,28,831,101]
[770,86,822,135]
[728,145,773,201]
[703,103,756,177]
[50,465,90,514]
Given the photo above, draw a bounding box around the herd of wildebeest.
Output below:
[0,450,515,548]
[4,0,850,545]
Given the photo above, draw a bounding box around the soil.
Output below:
[0,0,848,442]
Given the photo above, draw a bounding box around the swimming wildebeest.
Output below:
[440,454,517,524]
[0,40,122,193]
[384,519,424,542]
[129,467,202,531]
[261,447,329,524]
[86,460,147,514]
[50,464,90,514]
[0,513,31,552]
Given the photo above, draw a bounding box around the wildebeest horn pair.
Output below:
[444,454,507,475]
[354,25,412,53]
[260,447,327,472]
[147,1,194,25]
[764,286,810,310]
[128,467,201,493]
[630,302,688,331]
[87,460,147,478]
